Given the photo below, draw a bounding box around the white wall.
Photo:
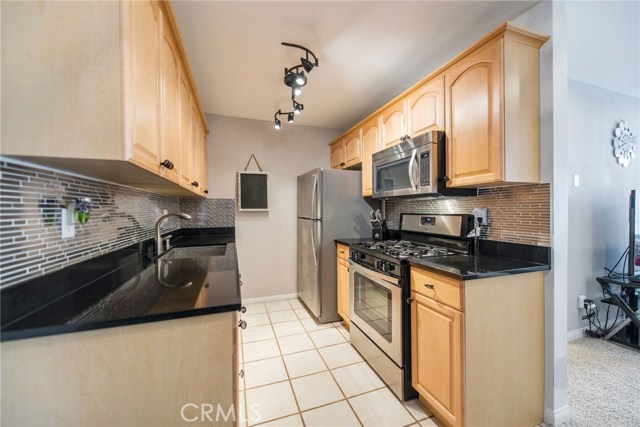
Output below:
[513,1,572,423]
[567,80,640,334]
[206,114,341,299]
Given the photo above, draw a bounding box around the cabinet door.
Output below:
[190,105,203,194]
[330,141,345,169]
[361,118,381,196]
[381,99,407,149]
[408,75,444,137]
[125,0,161,173]
[178,71,193,188]
[411,292,463,427]
[337,257,350,325]
[343,130,362,168]
[159,8,180,184]
[445,38,504,187]
[199,131,209,196]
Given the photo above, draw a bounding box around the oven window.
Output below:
[375,158,411,192]
[353,272,393,342]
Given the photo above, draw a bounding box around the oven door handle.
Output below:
[408,149,418,191]
[349,259,400,288]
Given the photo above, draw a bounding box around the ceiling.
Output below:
[172,1,539,131]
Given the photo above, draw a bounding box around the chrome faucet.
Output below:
[155,212,192,255]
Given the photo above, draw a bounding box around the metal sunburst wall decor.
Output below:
[613,121,636,167]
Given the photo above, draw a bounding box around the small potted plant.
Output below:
[74,197,92,224]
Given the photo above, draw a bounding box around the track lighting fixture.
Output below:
[274,110,282,129]
[274,42,319,129]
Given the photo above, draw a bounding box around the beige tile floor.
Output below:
[238,298,441,427]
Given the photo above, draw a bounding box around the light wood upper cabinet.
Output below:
[444,26,548,188]
[444,39,503,188]
[327,22,548,191]
[124,0,161,175]
[1,0,209,197]
[343,129,362,168]
[336,243,350,326]
[330,140,345,169]
[330,129,362,170]
[178,70,194,189]
[159,6,181,184]
[411,292,463,427]
[407,75,444,137]
[381,99,407,149]
[361,117,381,197]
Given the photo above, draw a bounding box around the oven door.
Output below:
[349,260,403,366]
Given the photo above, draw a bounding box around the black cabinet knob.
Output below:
[406,297,414,304]
[204,189,209,194]
[340,162,346,167]
[160,159,174,170]
[241,306,247,314]
[191,181,199,187]
[238,320,247,329]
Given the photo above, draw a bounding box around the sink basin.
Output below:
[162,245,227,260]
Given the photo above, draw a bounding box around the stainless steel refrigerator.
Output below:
[297,168,372,323]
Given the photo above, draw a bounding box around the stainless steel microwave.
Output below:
[372,131,442,198]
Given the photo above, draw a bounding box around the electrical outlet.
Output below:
[472,207,488,224]
[578,294,586,309]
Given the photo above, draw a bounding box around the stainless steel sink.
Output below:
[162,245,227,260]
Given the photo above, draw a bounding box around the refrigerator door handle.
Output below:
[311,173,318,219]
[310,221,318,267]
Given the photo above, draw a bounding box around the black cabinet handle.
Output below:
[238,320,247,329]
[239,369,244,378]
[160,159,174,170]
[424,284,434,289]
[191,181,199,187]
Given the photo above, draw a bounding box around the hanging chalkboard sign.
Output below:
[237,171,269,211]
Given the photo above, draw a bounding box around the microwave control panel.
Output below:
[419,152,430,186]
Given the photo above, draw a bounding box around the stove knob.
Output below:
[387,264,395,272]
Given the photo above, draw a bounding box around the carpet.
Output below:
[560,337,640,427]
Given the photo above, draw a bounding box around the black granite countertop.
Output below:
[334,236,551,280]
[1,228,241,342]
[409,254,550,280]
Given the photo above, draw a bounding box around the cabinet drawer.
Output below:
[337,243,350,261]
[410,267,463,311]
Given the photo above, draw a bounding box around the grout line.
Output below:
[243,300,432,426]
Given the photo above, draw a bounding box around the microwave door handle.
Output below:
[408,149,418,190]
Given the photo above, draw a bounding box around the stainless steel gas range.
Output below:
[348,213,473,400]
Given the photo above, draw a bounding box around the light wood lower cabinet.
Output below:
[1,313,238,426]
[1,0,209,197]
[410,267,544,427]
[411,292,463,426]
[336,243,350,326]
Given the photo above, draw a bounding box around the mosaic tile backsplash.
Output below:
[386,184,551,246]
[0,160,234,288]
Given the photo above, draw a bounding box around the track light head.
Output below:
[300,57,316,73]
[293,86,302,96]
[284,70,307,88]
[287,113,294,123]
[274,118,281,129]
[293,101,304,115]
